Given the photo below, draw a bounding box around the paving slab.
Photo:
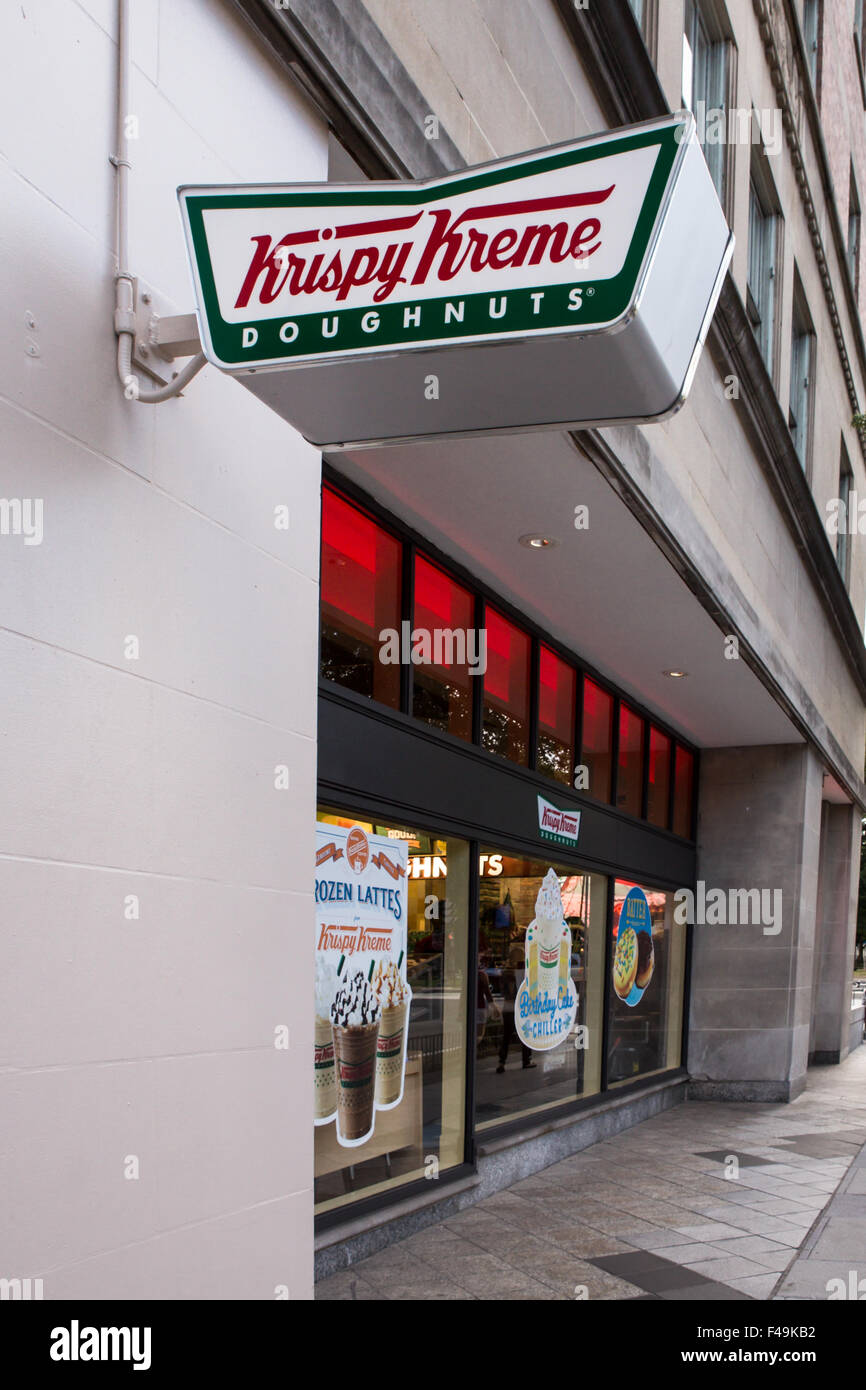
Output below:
[316,1046,866,1300]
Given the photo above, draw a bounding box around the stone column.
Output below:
[688,744,824,1102]
[811,803,860,1062]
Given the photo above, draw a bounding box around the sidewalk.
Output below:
[317,1046,866,1301]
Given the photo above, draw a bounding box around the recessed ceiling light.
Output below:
[519,533,558,549]
[663,669,688,678]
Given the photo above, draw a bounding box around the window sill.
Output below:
[476,1070,687,1158]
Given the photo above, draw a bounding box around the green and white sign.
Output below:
[178,113,733,447]
[537,795,581,848]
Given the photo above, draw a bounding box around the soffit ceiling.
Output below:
[332,427,800,749]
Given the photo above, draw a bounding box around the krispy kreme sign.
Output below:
[178,114,732,443]
[537,795,581,847]
[182,117,687,367]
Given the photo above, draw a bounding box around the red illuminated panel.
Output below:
[647,726,671,829]
[617,703,645,817]
[580,677,613,802]
[482,607,530,765]
[412,554,475,741]
[537,645,576,785]
[672,745,695,839]
[320,486,401,707]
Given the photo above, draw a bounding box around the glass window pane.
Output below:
[476,852,606,1129]
[537,645,576,786]
[617,703,645,817]
[607,880,687,1086]
[482,608,531,765]
[803,0,819,82]
[748,182,776,374]
[838,462,852,583]
[320,487,402,709]
[580,677,613,803]
[411,555,476,742]
[314,808,469,1214]
[673,746,695,838]
[647,727,671,828]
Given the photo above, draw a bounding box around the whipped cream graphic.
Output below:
[370,959,407,1008]
[331,970,381,1028]
[536,867,563,923]
[315,956,339,1021]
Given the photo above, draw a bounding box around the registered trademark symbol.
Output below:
[586,287,595,296]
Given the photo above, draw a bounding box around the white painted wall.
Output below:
[0,0,327,1298]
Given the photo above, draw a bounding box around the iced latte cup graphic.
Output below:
[313,957,338,1122]
[331,971,381,1144]
[371,959,411,1107]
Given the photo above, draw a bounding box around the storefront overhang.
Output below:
[326,428,801,756]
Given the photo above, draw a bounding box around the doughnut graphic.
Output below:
[613,926,638,1000]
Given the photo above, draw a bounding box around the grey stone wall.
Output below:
[689,744,824,1101]
[812,803,861,1061]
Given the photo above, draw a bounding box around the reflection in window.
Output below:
[647,726,671,829]
[581,677,613,803]
[607,879,686,1086]
[320,487,401,709]
[617,703,645,817]
[412,555,475,742]
[788,286,813,469]
[849,167,861,297]
[537,646,576,785]
[314,807,469,1213]
[837,444,853,585]
[748,175,778,376]
[673,746,695,839]
[803,0,820,85]
[683,0,728,202]
[482,607,531,765]
[476,852,605,1129]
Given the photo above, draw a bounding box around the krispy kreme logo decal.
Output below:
[233,187,613,311]
[180,121,683,367]
[537,795,581,846]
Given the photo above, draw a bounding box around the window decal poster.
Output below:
[314,823,411,1148]
[515,869,578,1051]
[612,885,655,1006]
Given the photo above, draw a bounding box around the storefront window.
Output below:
[607,879,686,1087]
[580,677,613,802]
[320,488,402,709]
[673,745,695,838]
[412,555,475,742]
[647,726,671,829]
[314,808,469,1213]
[616,703,645,817]
[536,646,576,785]
[476,852,605,1129]
[482,607,531,765]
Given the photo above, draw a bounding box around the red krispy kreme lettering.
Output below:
[234,188,614,309]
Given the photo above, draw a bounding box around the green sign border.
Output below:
[181,121,684,368]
